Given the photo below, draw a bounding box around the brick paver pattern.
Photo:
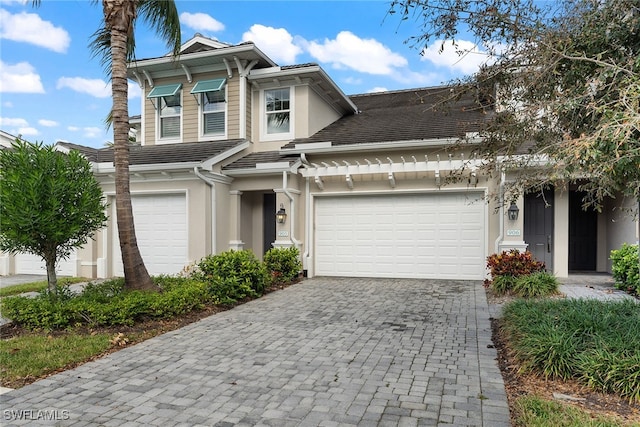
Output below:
[1,277,510,426]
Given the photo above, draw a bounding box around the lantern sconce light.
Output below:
[507,202,520,221]
[276,204,287,224]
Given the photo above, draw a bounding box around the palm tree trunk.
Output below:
[106,0,156,291]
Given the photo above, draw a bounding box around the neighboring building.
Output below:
[1,35,637,279]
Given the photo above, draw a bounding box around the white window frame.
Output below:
[260,86,294,141]
[156,90,182,144]
[198,87,227,140]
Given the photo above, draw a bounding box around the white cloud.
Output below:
[0,9,70,53]
[67,126,79,131]
[17,126,38,136]
[0,60,45,93]
[0,117,28,127]
[3,101,12,108]
[83,127,102,138]
[180,12,224,32]
[421,40,495,75]
[57,77,111,98]
[128,81,141,99]
[367,87,388,93]
[242,24,302,64]
[38,119,58,127]
[306,31,407,75]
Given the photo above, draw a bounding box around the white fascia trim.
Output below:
[128,44,276,71]
[200,141,251,170]
[93,161,202,175]
[282,137,483,155]
[224,160,302,177]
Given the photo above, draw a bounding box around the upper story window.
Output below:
[160,93,181,138]
[265,88,291,135]
[191,79,226,138]
[148,83,182,142]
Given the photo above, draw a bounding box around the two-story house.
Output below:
[2,34,637,280]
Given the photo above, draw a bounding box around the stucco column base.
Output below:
[272,240,294,249]
[228,240,245,251]
[96,258,107,279]
[0,255,10,276]
[498,241,529,253]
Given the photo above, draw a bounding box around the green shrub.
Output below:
[512,271,559,298]
[485,249,545,285]
[1,276,212,330]
[264,246,302,284]
[610,243,639,295]
[192,250,268,304]
[491,275,517,295]
[502,298,640,403]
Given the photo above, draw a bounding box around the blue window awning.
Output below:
[190,78,226,94]
[147,83,182,98]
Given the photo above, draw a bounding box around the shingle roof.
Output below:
[223,151,299,170]
[58,140,247,166]
[282,86,491,149]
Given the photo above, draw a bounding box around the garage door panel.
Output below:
[15,253,76,276]
[112,194,187,277]
[315,192,485,280]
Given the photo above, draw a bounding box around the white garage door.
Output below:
[15,252,77,276]
[315,192,486,280]
[112,193,188,276]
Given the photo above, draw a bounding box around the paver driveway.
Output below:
[1,277,510,426]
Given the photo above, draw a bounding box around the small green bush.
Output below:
[610,243,639,295]
[192,250,268,304]
[264,246,302,284]
[491,275,517,295]
[512,271,559,298]
[485,249,545,284]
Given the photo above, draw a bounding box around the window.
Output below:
[147,83,182,141]
[191,79,227,138]
[265,88,290,134]
[202,90,225,136]
[160,93,181,138]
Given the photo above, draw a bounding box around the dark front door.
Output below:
[569,191,597,271]
[263,193,276,256]
[524,189,554,270]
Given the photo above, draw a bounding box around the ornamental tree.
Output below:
[0,141,107,292]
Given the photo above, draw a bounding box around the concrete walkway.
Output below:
[0,277,510,426]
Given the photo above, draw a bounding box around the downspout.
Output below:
[282,171,302,248]
[194,167,217,254]
[494,170,506,253]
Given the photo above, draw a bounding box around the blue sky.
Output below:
[0,0,493,148]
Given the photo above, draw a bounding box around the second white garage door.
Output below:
[112,193,188,277]
[315,192,486,280]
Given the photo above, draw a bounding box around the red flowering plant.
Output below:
[484,249,545,287]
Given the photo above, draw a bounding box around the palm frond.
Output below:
[138,0,182,57]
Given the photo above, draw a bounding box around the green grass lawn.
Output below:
[0,333,112,385]
[514,395,635,427]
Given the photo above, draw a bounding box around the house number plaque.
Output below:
[506,229,521,236]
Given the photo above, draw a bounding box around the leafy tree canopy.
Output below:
[0,141,107,291]
[390,0,639,210]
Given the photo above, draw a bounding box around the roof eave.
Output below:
[281,137,484,155]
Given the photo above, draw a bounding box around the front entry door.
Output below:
[263,193,276,256]
[524,189,554,270]
[569,191,597,271]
